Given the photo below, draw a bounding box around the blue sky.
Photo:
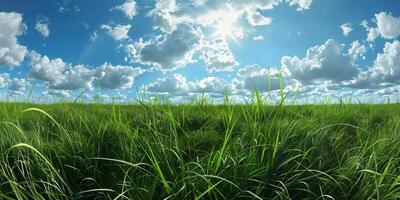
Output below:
[0,0,399,103]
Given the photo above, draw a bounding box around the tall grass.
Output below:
[0,92,400,199]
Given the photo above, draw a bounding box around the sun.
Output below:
[215,19,235,37]
[208,9,240,40]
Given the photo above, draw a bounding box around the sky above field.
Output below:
[0,0,400,103]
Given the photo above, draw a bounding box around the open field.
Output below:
[0,102,400,199]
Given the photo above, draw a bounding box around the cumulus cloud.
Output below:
[201,38,239,72]
[347,40,400,88]
[345,70,375,89]
[146,73,191,96]
[35,16,50,38]
[235,1,278,27]
[0,73,9,88]
[246,9,273,26]
[193,76,231,95]
[362,12,400,42]
[191,0,207,7]
[340,23,353,37]
[29,51,66,82]
[348,40,367,60]
[282,39,359,84]
[42,90,71,99]
[114,0,137,20]
[28,51,95,90]
[96,62,143,89]
[8,78,26,92]
[112,92,129,102]
[125,0,314,72]
[372,40,400,82]
[0,12,27,67]
[296,82,336,101]
[101,24,132,41]
[126,23,202,71]
[374,85,400,96]
[374,12,400,39]
[146,66,294,99]
[235,64,294,93]
[286,0,313,11]
[361,20,378,42]
[29,51,143,91]
[145,73,233,97]
[147,0,180,33]
[237,64,270,78]
[50,65,95,90]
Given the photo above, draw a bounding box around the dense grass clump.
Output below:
[0,102,400,199]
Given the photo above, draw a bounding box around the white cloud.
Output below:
[145,73,233,97]
[235,64,294,92]
[237,64,270,78]
[242,75,283,92]
[90,31,99,42]
[147,0,180,33]
[348,40,367,60]
[114,0,137,20]
[146,73,191,96]
[375,12,400,39]
[29,51,144,91]
[82,93,111,102]
[190,2,277,29]
[96,62,143,89]
[361,20,379,42]
[0,12,27,67]
[362,12,400,42]
[345,70,375,89]
[35,16,50,38]
[240,1,278,26]
[367,28,379,42]
[191,0,207,7]
[286,0,313,11]
[28,51,95,90]
[50,65,95,90]
[193,76,231,95]
[233,27,246,40]
[340,23,353,37]
[125,0,314,73]
[42,90,71,99]
[112,92,128,102]
[373,40,400,81]
[253,35,264,41]
[282,39,359,84]
[347,40,400,88]
[126,23,202,71]
[297,82,336,99]
[29,51,66,82]
[246,9,273,26]
[9,78,26,92]
[201,38,239,72]
[101,24,132,41]
[0,73,9,88]
[374,85,400,96]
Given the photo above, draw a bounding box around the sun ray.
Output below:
[208,10,242,46]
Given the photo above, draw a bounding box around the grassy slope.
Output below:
[0,102,399,199]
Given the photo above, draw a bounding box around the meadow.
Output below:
[0,98,400,199]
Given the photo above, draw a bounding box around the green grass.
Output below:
[0,101,400,199]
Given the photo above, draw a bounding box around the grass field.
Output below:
[0,100,400,199]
